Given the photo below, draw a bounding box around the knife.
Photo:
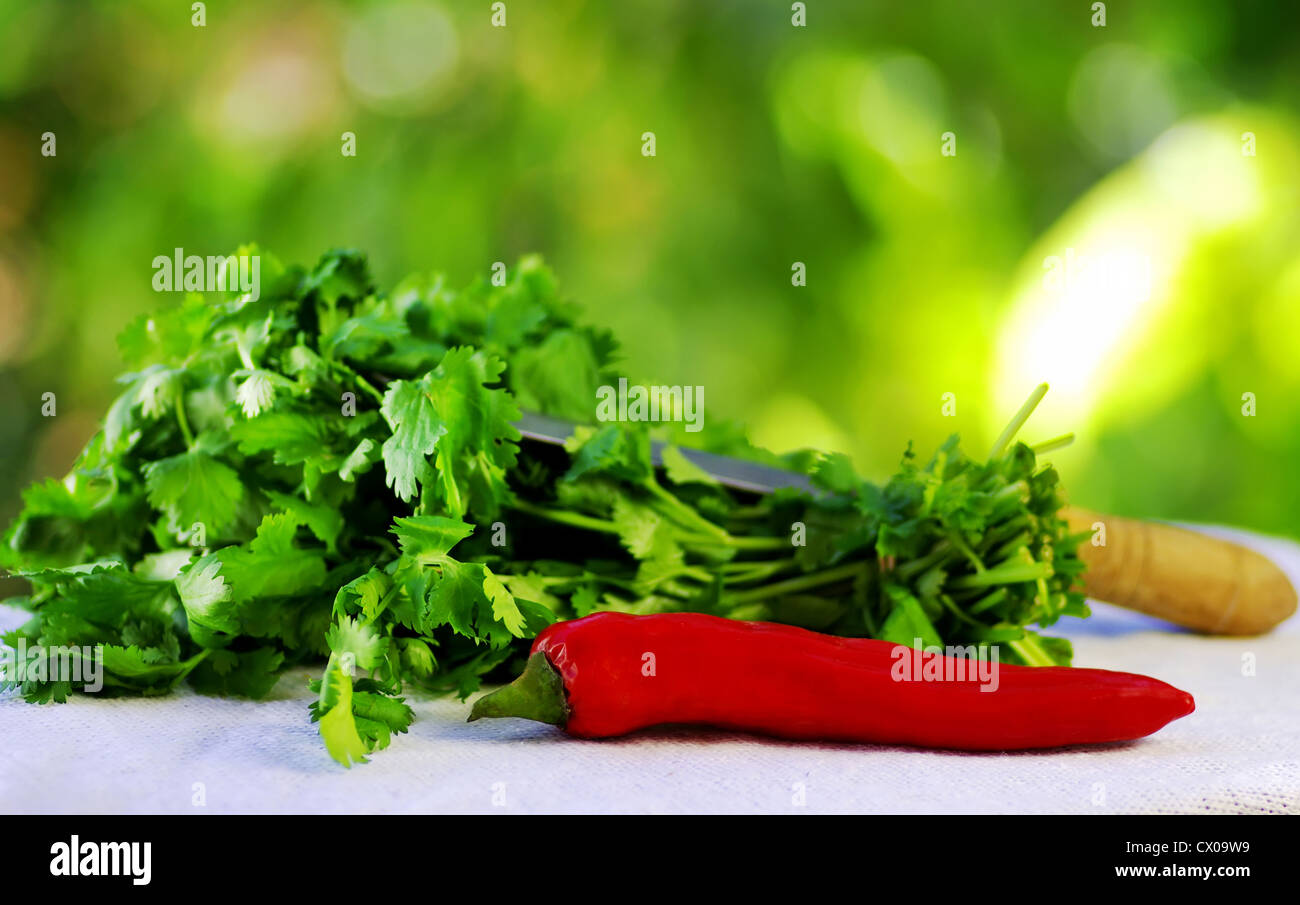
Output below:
[513,409,814,495]
[511,410,1297,635]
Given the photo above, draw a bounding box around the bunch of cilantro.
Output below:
[0,249,1088,766]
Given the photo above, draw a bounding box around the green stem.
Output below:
[362,586,402,627]
[947,531,985,573]
[937,593,985,628]
[895,541,954,579]
[236,342,256,371]
[979,515,1028,548]
[949,561,1052,589]
[174,388,196,449]
[988,383,1049,460]
[512,500,621,536]
[468,652,570,726]
[352,372,386,404]
[699,535,790,551]
[328,361,385,404]
[513,499,788,551]
[643,479,730,541]
[991,532,1030,560]
[1007,633,1056,667]
[720,558,798,584]
[1030,433,1075,455]
[725,561,864,606]
[177,648,212,680]
[967,587,1008,614]
[993,481,1029,504]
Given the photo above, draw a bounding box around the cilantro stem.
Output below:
[988,382,1048,460]
[174,387,196,449]
[949,560,1052,588]
[725,561,865,606]
[353,372,385,404]
[177,648,212,680]
[328,361,385,403]
[642,478,731,542]
[981,517,1029,551]
[720,558,798,583]
[1030,433,1074,455]
[967,587,1008,614]
[681,565,717,583]
[894,540,954,579]
[362,586,402,626]
[511,500,621,536]
[993,481,1029,504]
[1006,632,1056,667]
[947,531,985,573]
[236,342,256,371]
[513,499,788,551]
[937,592,986,628]
[694,535,790,551]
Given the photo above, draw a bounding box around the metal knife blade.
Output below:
[512,410,814,496]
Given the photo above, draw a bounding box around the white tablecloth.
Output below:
[3,525,1297,814]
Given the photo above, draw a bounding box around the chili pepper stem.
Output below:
[467,652,570,727]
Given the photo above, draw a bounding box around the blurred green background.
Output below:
[0,0,1297,537]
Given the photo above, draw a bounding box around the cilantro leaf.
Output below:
[380,347,520,517]
[215,514,327,605]
[175,553,237,642]
[143,449,244,535]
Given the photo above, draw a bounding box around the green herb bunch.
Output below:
[0,249,1088,765]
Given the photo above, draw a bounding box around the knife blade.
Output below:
[512,410,814,495]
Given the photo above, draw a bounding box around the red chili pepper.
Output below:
[468,612,1195,749]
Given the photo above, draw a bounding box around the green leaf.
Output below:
[421,561,524,648]
[379,383,441,502]
[189,647,285,698]
[333,569,393,621]
[482,570,525,636]
[501,572,562,611]
[379,347,520,516]
[879,584,943,649]
[351,689,414,740]
[314,659,370,768]
[321,304,409,362]
[233,369,287,418]
[230,411,330,465]
[38,569,175,630]
[398,637,436,678]
[325,616,387,671]
[133,550,194,582]
[143,450,244,534]
[508,329,605,421]
[215,514,327,604]
[137,366,184,418]
[391,515,473,562]
[264,490,344,553]
[661,445,720,486]
[175,553,237,639]
[564,423,653,484]
[338,438,378,482]
[610,496,676,560]
[100,645,204,689]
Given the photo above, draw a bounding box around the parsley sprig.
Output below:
[1,248,1088,765]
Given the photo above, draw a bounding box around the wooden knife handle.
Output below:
[1064,506,1297,635]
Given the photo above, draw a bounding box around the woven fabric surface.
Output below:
[2,525,1297,815]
